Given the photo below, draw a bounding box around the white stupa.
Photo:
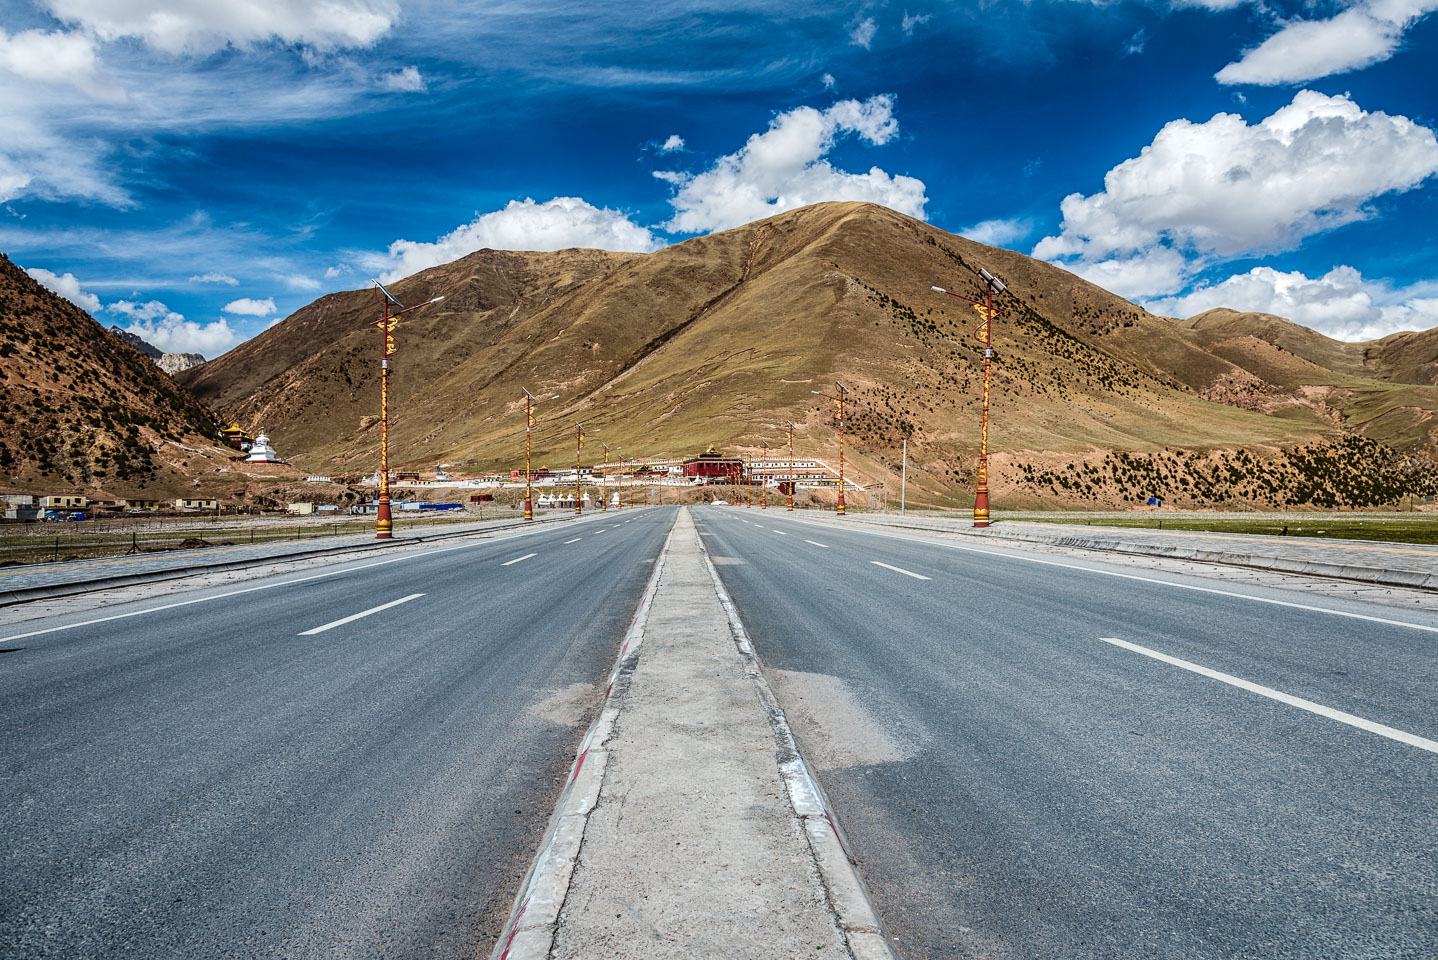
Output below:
[245,433,282,463]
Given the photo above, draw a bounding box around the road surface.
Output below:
[696,505,1437,960]
[0,507,673,959]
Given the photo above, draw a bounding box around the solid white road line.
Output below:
[773,530,789,535]
[501,553,537,566]
[785,517,1438,635]
[564,538,582,544]
[804,540,829,548]
[299,593,425,636]
[1100,636,1438,754]
[870,560,932,581]
[0,533,532,644]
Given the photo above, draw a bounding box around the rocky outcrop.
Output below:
[157,353,204,375]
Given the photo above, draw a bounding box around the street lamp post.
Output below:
[370,281,443,540]
[759,440,770,508]
[520,389,559,521]
[811,381,850,516]
[785,420,796,511]
[574,422,589,515]
[600,442,611,511]
[933,268,1010,528]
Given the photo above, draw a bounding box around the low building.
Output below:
[175,498,219,511]
[682,446,744,483]
[122,498,162,512]
[41,495,88,509]
[3,494,35,507]
[220,422,255,450]
[287,502,315,515]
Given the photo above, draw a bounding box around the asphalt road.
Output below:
[695,506,1438,960]
[0,506,675,960]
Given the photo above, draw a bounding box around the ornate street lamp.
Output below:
[369,280,442,540]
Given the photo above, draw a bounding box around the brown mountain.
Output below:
[180,202,1438,509]
[0,254,232,497]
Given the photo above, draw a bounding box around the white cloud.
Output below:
[369,196,663,282]
[901,11,931,36]
[44,0,401,55]
[1033,91,1438,299]
[190,272,238,286]
[659,134,685,153]
[107,299,241,356]
[658,94,927,234]
[1124,27,1148,57]
[1216,1,1437,85]
[959,218,1031,248]
[849,16,877,49]
[379,65,426,92]
[282,274,322,291]
[324,264,351,279]
[1146,265,1438,341]
[221,297,277,316]
[25,266,100,312]
[0,28,122,101]
[821,72,837,91]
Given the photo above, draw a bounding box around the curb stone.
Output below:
[695,526,900,960]
[490,521,678,960]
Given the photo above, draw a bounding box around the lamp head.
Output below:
[931,285,947,293]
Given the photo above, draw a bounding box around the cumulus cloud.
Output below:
[1216,1,1437,85]
[107,299,241,356]
[0,28,122,100]
[1033,90,1438,299]
[959,218,1031,248]
[43,0,401,55]
[849,17,877,49]
[282,274,322,291]
[1147,265,1438,341]
[659,134,685,153]
[25,266,100,312]
[380,65,425,92]
[222,297,277,316]
[657,94,927,234]
[370,196,663,282]
[821,72,837,91]
[901,11,931,35]
[190,272,238,285]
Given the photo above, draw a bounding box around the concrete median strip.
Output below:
[490,507,896,960]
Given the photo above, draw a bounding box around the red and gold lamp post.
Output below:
[932,268,1009,528]
[600,442,612,511]
[785,420,796,512]
[370,281,443,540]
[520,389,559,521]
[574,422,590,515]
[759,440,770,508]
[811,381,850,516]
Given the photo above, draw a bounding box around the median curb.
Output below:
[696,529,898,960]
[809,515,1438,593]
[491,518,678,960]
[0,513,583,609]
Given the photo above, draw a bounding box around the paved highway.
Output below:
[0,507,674,959]
[696,506,1437,960]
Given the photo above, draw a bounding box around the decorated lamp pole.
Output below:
[370,281,443,540]
[785,420,796,511]
[811,381,850,516]
[520,389,559,520]
[933,267,1009,528]
[574,422,587,515]
[759,440,770,508]
[601,442,611,511]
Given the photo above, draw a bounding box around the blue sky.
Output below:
[3,0,1437,356]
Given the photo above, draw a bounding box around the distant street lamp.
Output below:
[933,267,1010,527]
[811,381,851,516]
[369,280,443,540]
[785,420,796,512]
[520,388,559,521]
[759,440,770,508]
[600,442,611,511]
[613,446,623,510]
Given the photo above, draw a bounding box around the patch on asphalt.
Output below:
[710,556,746,565]
[768,669,918,769]
[527,682,599,727]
